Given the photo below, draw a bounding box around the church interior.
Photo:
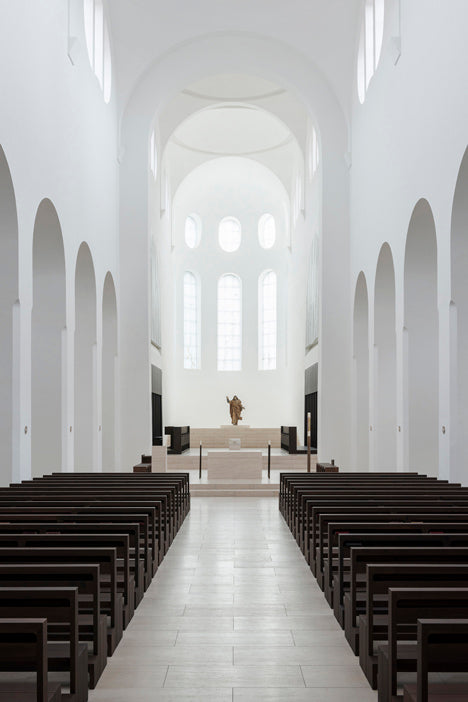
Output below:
[1,1,468,700]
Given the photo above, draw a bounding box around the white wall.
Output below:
[0,1,119,484]
[350,0,468,480]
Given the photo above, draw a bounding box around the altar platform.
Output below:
[165,448,317,496]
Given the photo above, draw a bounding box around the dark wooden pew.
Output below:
[344,547,468,654]
[0,523,143,612]
[358,564,468,687]
[0,547,120,656]
[403,619,468,702]
[325,523,468,614]
[0,533,131,631]
[0,587,87,702]
[0,502,163,569]
[0,618,62,702]
[0,563,106,687]
[378,588,468,702]
[308,502,468,574]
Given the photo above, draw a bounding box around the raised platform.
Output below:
[190,426,281,449]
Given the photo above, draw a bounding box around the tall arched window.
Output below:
[185,214,201,248]
[183,272,200,369]
[357,0,385,103]
[259,271,277,370]
[150,130,158,178]
[309,126,320,179]
[218,274,242,370]
[219,217,241,252]
[258,214,276,249]
[84,0,112,103]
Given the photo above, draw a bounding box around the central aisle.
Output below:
[90,497,376,701]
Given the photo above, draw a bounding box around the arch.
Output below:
[353,272,369,470]
[451,146,468,484]
[31,199,66,477]
[74,242,97,471]
[374,243,396,470]
[404,199,438,476]
[0,145,19,486]
[102,272,118,470]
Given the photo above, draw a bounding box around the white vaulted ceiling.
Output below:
[107,0,361,117]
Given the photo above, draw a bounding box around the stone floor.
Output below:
[89,497,377,701]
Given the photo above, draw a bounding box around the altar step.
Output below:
[191,482,279,497]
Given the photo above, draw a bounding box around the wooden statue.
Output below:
[226,395,244,425]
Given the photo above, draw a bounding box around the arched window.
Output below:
[217,274,242,370]
[306,237,319,348]
[357,0,385,103]
[309,126,320,178]
[183,272,200,369]
[258,214,276,249]
[185,214,201,248]
[150,130,158,178]
[84,0,112,103]
[218,217,241,252]
[259,271,277,370]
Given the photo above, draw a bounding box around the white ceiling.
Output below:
[172,105,292,156]
[107,0,361,117]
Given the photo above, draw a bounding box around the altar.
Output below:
[206,450,263,479]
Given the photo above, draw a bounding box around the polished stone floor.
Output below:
[89,497,377,701]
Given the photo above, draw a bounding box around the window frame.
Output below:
[183,270,201,370]
[258,269,277,370]
[217,273,242,371]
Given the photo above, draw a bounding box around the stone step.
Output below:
[191,482,279,490]
[191,488,279,497]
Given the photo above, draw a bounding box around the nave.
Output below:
[90,497,376,702]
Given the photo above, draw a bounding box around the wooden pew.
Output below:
[0,547,121,656]
[403,619,468,702]
[0,587,87,702]
[344,547,468,654]
[0,563,106,688]
[326,524,468,616]
[378,588,468,702]
[0,533,131,631]
[357,562,468,686]
[0,510,153,588]
[0,502,163,570]
[308,503,468,574]
[0,618,62,702]
[0,523,142,613]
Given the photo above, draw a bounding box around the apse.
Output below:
[74,242,97,472]
[374,243,397,470]
[0,145,18,486]
[31,199,66,476]
[404,199,438,476]
[353,272,369,470]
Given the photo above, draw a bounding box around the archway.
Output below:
[74,243,97,471]
[451,147,468,484]
[31,199,66,476]
[404,200,438,476]
[374,243,397,470]
[353,272,369,470]
[0,145,18,486]
[102,273,118,470]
